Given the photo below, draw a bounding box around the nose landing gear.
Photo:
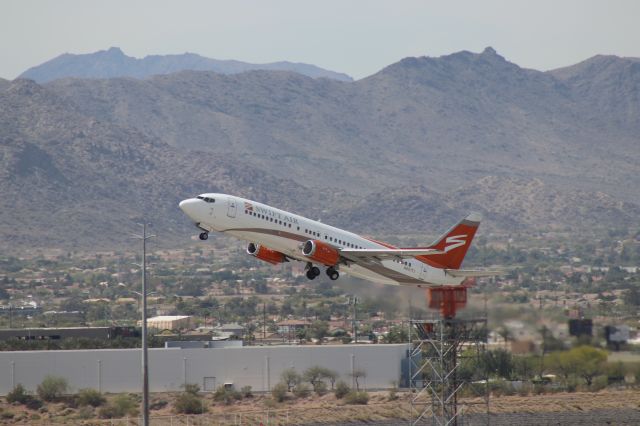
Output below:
[199,232,209,241]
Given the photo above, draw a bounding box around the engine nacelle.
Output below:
[302,239,340,266]
[247,243,286,265]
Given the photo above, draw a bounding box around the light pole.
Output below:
[132,224,155,426]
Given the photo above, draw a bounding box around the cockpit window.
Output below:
[197,196,215,203]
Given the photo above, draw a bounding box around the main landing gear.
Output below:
[305,264,340,281]
[306,265,321,280]
[199,232,209,241]
[326,267,340,281]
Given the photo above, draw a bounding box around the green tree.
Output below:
[281,368,301,391]
[572,346,608,386]
[385,325,408,343]
[307,321,329,340]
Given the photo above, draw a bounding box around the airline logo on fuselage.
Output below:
[444,235,467,252]
[250,203,299,225]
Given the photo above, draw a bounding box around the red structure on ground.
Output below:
[426,278,476,319]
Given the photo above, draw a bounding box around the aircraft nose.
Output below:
[179,198,199,218]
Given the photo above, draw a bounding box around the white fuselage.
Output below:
[179,193,462,287]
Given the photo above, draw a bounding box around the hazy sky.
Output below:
[1,0,639,80]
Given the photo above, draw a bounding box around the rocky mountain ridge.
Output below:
[19,47,353,83]
[1,48,639,250]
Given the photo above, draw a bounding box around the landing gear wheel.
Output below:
[327,268,339,281]
[311,266,321,277]
[306,269,317,280]
[199,232,209,241]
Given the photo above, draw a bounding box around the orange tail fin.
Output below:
[414,212,481,269]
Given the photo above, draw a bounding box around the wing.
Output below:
[340,248,443,264]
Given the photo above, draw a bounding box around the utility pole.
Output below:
[351,296,358,343]
[263,303,266,341]
[133,224,155,426]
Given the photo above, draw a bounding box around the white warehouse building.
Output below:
[0,344,410,395]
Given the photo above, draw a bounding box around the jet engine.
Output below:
[302,240,340,266]
[247,243,286,265]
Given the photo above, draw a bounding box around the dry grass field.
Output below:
[2,388,640,425]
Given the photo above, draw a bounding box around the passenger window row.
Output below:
[244,207,366,249]
[245,210,292,228]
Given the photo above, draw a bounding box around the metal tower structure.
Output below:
[409,286,489,426]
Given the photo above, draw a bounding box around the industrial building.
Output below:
[145,315,191,331]
[0,344,410,395]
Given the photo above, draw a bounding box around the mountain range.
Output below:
[19,47,353,83]
[1,48,639,250]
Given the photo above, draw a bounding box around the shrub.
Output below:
[98,394,138,418]
[37,376,69,402]
[150,399,168,410]
[1,411,14,420]
[388,387,398,401]
[241,385,253,398]
[293,383,311,398]
[6,384,30,404]
[314,381,328,396]
[76,406,94,420]
[344,391,369,405]
[334,380,350,399]
[271,383,288,403]
[77,388,106,407]
[183,383,200,395]
[25,397,43,410]
[174,392,206,414]
[213,386,242,405]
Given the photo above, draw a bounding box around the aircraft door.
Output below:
[227,197,237,218]
[420,265,429,281]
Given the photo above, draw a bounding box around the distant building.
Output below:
[510,340,536,354]
[277,319,311,335]
[146,315,191,331]
[568,319,593,337]
[213,323,245,339]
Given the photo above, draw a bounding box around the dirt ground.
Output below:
[1,389,640,424]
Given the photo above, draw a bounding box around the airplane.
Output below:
[179,193,497,287]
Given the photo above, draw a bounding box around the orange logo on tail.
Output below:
[444,235,467,252]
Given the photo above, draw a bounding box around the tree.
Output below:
[483,349,514,379]
[303,366,326,390]
[385,325,408,343]
[307,321,329,340]
[547,351,577,385]
[571,346,608,386]
[321,368,338,390]
[281,368,301,391]
[350,369,367,391]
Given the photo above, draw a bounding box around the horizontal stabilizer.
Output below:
[444,269,505,278]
